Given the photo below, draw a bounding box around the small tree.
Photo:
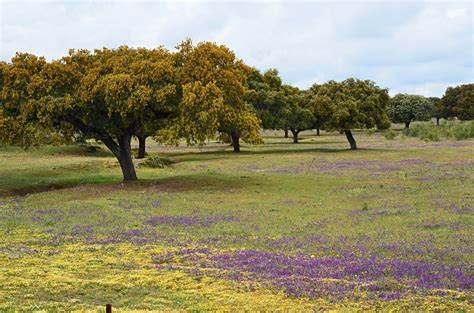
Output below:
[388,94,435,129]
[280,86,314,143]
[307,84,333,135]
[428,97,442,125]
[314,79,390,149]
[439,84,474,121]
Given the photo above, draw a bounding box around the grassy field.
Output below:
[0,129,473,311]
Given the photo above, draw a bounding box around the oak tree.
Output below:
[280,86,314,143]
[1,47,177,181]
[388,94,435,129]
[312,79,390,149]
[439,84,474,121]
[165,40,262,152]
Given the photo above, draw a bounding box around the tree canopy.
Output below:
[161,40,262,153]
[246,68,286,131]
[439,84,474,121]
[388,94,435,129]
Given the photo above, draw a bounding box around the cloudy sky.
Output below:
[1,0,472,96]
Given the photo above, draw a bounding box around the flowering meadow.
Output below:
[0,130,472,311]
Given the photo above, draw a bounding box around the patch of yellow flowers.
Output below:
[0,236,471,311]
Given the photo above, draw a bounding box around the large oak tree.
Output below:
[1,47,177,181]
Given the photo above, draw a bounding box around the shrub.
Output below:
[139,156,174,168]
[403,121,473,141]
[383,130,398,140]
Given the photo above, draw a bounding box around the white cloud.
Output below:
[0,0,472,97]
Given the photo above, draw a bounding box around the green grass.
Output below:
[0,129,473,311]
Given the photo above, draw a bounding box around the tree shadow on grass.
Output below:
[167,146,391,162]
[0,172,258,199]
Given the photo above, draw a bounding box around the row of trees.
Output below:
[388,84,473,129]
[247,70,390,146]
[0,40,472,181]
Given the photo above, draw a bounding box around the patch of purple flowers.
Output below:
[154,248,473,300]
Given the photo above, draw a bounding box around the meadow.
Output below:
[0,127,472,311]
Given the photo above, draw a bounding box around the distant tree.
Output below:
[428,97,442,125]
[439,84,474,121]
[314,79,390,150]
[246,68,286,132]
[165,40,262,153]
[280,85,314,143]
[1,47,177,181]
[388,94,435,129]
[306,84,333,135]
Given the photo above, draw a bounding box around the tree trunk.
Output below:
[290,129,300,143]
[436,117,440,126]
[117,134,137,181]
[316,128,320,136]
[137,135,147,159]
[231,132,240,152]
[405,121,410,129]
[344,130,357,150]
[284,129,289,138]
[100,134,137,181]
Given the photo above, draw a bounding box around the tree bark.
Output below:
[405,121,410,129]
[231,132,240,152]
[290,129,300,143]
[316,128,320,136]
[344,130,357,150]
[137,135,147,159]
[284,129,289,138]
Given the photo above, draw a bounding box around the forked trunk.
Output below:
[290,129,300,144]
[101,134,137,181]
[231,132,240,152]
[137,135,147,159]
[344,130,357,150]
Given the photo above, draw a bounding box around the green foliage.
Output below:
[383,130,398,140]
[388,94,435,126]
[280,85,314,134]
[246,68,286,130]
[439,84,474,120]
[403,121,474,141]
[139,156,174,168]
[311,79,390,132]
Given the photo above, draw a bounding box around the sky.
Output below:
[0,0,472,97]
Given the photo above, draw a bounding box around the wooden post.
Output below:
[106,304,112,313]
